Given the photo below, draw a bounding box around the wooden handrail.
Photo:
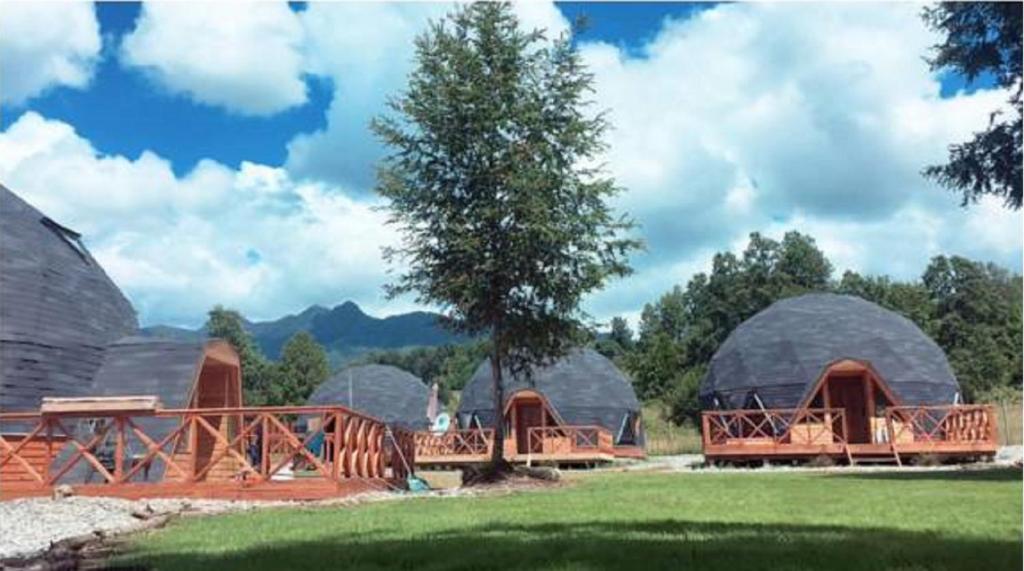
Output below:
[0,405,410,493]
[527,425,615,456]
[885,404,998,447]
[701,408,849,448]
[414,429,495,458]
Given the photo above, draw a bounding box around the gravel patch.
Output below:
[609,446,1022,473]
[0,496,145,560]
[995,445,1022,465]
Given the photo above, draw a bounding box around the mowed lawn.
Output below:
[115,469,1022,571]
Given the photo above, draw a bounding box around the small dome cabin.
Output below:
[700,293,997,463]
[0,185,244,489]
[307,364,430,431]
[455,349,644,464]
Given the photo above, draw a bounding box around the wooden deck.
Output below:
[415,425,635,467]
[702,404,999,464]
[0,405,415,500]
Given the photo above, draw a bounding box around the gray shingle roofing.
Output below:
[700,293,961,410]
[456,349,642,443]
[57,337,217,484]
[307,364,429,431]
[1,185,138,413]
[90,337,210,407]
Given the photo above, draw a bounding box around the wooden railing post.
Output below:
[44,418,53,484]
[260,414,269,480]
[332,412,343,482]
[188,414,199,483]
[114,415,125,482]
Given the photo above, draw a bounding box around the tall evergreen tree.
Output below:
[923,2,1023,209]
[207,306,274,405]
[373,3,638,469]
[275,331,330,405]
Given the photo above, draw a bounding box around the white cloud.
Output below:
[285,2,571,190]
[577,2,1022,320]
[285,3,447,189]
[120,1,307,116]
[0,1,101,105]
[511,1,570,38]
[0,112,401,326]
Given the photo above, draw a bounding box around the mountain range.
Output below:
[141,301,465,366]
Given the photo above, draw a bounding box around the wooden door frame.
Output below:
[502,390,562,454]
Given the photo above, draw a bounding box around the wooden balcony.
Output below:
[516,425,615,464]
[414,425,618,467]
[702,405,999,464]
[414,429,495,466]
[0,405,415,501]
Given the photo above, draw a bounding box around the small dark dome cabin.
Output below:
[0,185,243,490]
[700,293,998,464]
[443,349,644,465]
[307,364,430,431]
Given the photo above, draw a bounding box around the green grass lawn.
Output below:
[114,469,1022,571]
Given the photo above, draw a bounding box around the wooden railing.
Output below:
[414,429,494,460]
[526,425,614,457]
[702,408,848,449]
[885,405,998,449]
[0,405,411,493]
[702,405,999,459]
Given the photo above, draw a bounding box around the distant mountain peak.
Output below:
[140,300,465,367]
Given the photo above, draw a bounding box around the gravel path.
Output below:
[0,496,267,561]
[613,445,1023,473]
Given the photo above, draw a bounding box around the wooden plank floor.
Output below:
[705,441,998,460]
[0,478,399,501]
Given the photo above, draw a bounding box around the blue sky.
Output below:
[0,2,1019,328]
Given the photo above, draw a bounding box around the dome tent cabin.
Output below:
[699,293,998,464]
[0,185,246,490]
[422,348,644,466]
[306,364,431,431]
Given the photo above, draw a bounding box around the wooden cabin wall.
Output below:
[0,434,66,485]
[166,359,242,484]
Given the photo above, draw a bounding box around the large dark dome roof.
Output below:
[1,185,137,412]
[307,364,429,430]
[700,293,960,409]
[457,348,641,433]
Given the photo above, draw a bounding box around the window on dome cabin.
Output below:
[40,217,90,263]
[617,412,638,445]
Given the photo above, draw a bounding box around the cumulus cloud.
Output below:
[577,3,1022,320]
[285,3,446,189]
[120,1,307,116]
[0,2,101,105]
[286,2,570,190]
[0,112,402,326]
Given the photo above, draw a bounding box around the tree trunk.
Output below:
[489,346,505,470]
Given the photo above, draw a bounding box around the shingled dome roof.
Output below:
[700,293,960,410]
[307,364,429,430]
[457,349,642,442]
[1,185,137,412]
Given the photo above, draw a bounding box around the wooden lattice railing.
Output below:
[885,405,998,448]
[702,408,849,448]
[0,405,414,491]
[527,425,614,457]
[414,429,494,459]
